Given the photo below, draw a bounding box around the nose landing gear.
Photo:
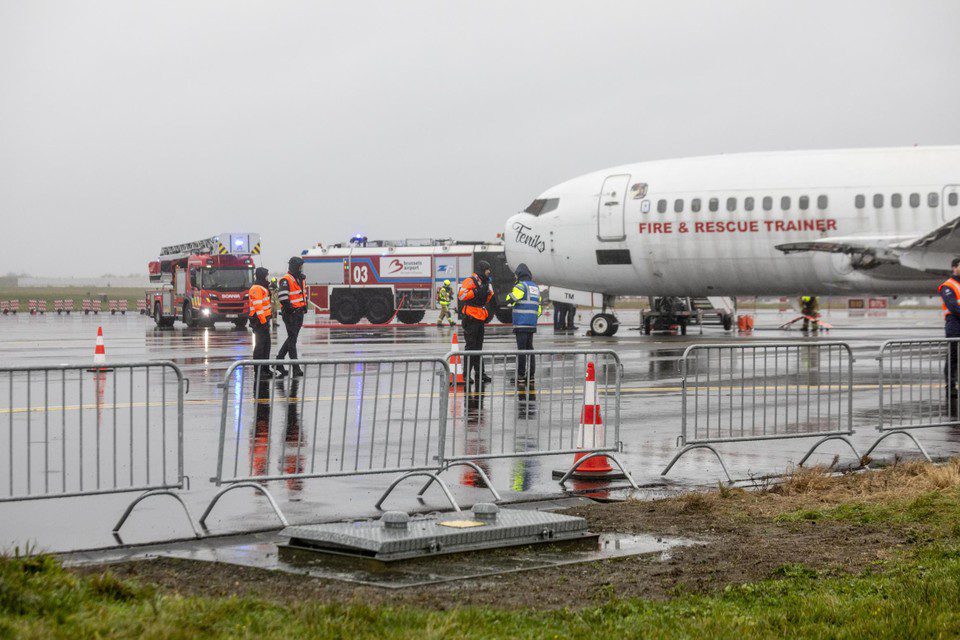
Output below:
[589,313,619,337]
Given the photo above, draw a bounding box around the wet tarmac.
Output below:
[2,307,958,553]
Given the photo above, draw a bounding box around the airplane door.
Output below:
[942,185,960,222]
[597,174,630,241]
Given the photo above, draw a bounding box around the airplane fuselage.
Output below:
[504,146,960,297]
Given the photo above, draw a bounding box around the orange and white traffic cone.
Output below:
[554,361,625,480]
[87,326,112,373]
[449,332,465,386]
[94,326,106,364]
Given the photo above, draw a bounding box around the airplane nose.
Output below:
[504,213,548,270]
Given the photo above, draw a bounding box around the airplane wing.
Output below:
[774,235,914,269]
[894,216,960,274]
[775,216,960,273]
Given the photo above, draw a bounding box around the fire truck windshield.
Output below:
[202,268,253,290]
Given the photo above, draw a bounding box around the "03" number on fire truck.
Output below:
[352,265,369,283]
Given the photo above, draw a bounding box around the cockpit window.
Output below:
[523,198,560,215]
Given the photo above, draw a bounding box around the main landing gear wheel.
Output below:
[590,313,619,337]
[722,313,734,331]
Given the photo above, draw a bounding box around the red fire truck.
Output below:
[146,232,261,329]
[301,237,514,325]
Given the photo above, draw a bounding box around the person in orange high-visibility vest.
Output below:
[938,257,960,415]
[248,267,273,380]
[458,260,493,389]
[275,256,308,377]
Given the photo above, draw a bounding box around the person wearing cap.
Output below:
[275,256,308,377]
[505,263,542,387]
[939,257,960,414]
[248,267,274,380]
[436,279,456,327]
[458,260,494,389]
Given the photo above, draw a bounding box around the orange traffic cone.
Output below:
[449,332,465,386]
[554,361,625,480]
[88,326,112,372]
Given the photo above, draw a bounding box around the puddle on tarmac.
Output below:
[64,531,703,589]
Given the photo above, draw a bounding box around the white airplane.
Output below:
[503,145,960,335]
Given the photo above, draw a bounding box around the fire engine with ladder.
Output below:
[147,232,260,329]
[301,237,515,325]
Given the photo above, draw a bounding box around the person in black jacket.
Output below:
[275,256,308,378]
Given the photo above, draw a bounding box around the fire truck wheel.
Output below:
[722,313,734,331]
[334,294,363,325]
[153,304,173,329]
[183,303,199,329]
[396,309,425,324]
[364,295,393,325]
[233,317,247,330]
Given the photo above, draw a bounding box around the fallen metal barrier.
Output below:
[662,342,863,482]
[201,357,453,528]
[413,349,637,497]
[865,338,960,462]
[0,362,198,536]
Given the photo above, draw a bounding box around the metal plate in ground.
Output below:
[280,508,593,561]
[62,529,703,589]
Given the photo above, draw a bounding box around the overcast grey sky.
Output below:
[1,1,958,277]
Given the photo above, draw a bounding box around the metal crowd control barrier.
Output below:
[662,342,864,482]
[0,362,198,537]
[201,357,453,528]
[865,338,960,462]
[415,349,637,496]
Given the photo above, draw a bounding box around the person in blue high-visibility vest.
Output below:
[505,263,542,387]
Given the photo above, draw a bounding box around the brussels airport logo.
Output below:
[512,222,546,253]
[385,257,431,277]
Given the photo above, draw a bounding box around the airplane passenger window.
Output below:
[817,195,828,209]
[929,192,939,207]
[781,196,791,211]
[726,197,736,212]
[909,193,920,207]
[691,198,702,212]
[799,196,809,210]
[709,198,719,212]
[891,193,902,208]
[855,194,865,209]
[745,197,755,211]
[657,199,667,213]
[873,194,884,208]
[674,199,684,213]
[950,193,959,207]
[762,196,773,211]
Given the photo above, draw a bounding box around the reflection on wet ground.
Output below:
[1,308,957,552]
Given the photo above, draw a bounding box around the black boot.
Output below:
[292,366,304,378]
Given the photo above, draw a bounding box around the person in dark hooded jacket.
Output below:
[505,263,542,386]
